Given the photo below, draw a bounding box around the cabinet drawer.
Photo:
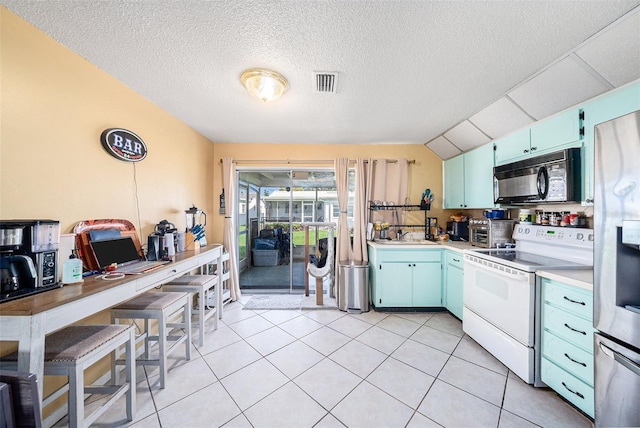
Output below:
[135,258,200,292]
[542,331,594,386]
[376,249,441,263]
[543,304,595,353]
[542,279,593,320]
[541,358,594,418]
[446,251,463,267]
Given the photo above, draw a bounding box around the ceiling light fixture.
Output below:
[240,68,289,102]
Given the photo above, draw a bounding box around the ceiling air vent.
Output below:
[314,72,338,94]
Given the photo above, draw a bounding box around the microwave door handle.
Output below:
[537,166,549,199]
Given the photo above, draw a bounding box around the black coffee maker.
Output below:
[147,220,177,261]
[446,220,469,241]
[0,220,61,302]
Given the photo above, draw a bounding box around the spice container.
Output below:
[519,209,535,224]
[541,212,550,225]
[561,211,570,227]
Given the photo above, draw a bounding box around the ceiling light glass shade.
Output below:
[240,68,289,102]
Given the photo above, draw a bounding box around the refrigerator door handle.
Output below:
[599,341,640,376]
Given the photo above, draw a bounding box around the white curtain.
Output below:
[366,159,410,237]
[334,158,352,292]
[352,158,370,261]
[222,158,241,301]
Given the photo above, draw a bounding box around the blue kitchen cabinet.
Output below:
[464,144,495,208]
[494,128,530,165]
[529,108,583,154]
[540,278,595,418]
[581,82,640,204]
[368,245,442,308]
[412,261,442,307]
[444,250,463,320]
[495,109,582,166]
[444,144,494,209]
[443,155,465,209]
[377,262,413,307]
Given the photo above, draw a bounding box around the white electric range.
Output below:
[462,224,594,386]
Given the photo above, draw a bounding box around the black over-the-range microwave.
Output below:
[493,148,581,205]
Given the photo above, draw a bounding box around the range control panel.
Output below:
[514,224,594,246]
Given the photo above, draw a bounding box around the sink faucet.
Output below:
[399,231,412,241]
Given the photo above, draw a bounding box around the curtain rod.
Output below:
[219,159,415,165]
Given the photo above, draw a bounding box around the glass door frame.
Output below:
[235,167,341,293]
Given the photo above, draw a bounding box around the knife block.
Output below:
[185,232,200,251]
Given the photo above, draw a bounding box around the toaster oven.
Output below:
[469,219,516,248]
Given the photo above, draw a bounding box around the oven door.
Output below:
[464,254,535,344]
[463,253,536,383]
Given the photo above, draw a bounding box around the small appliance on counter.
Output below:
[147,220,177,261]
[469,218,515,248]
[446,220,469,241]
[0,219,62,303]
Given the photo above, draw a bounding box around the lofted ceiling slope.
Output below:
[2,1,639,154]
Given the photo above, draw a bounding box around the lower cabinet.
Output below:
[368,246,442,308]
[540,278,595,418]
[444,250,463,319]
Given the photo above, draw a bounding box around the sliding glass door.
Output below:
[237,168,353,294]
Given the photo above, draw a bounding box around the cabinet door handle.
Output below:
[453,258,460,262]
[530,146,537,151]
[562,382,585,399]
[564,353,587,367]
[523,149,529,153]
[564,323,587,335]
[563,296,586,306]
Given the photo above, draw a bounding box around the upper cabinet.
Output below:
[581,82,640,204]
[444,143,495,209]
[530,108,583,153]
[494,109,583,166]
[493,128,531,165]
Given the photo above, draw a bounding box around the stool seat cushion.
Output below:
[45,325,132,363]
[115,292,189,311]
[166,275,217,286]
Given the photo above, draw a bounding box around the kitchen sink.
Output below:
[373,239,437,245]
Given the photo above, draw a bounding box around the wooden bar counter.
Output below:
[0,244,223,405]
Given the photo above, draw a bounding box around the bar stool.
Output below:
[162,275,218,346]
[3,324,137,428]
[111,291,191,389]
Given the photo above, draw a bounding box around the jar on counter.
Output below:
[569,212,579,226]
[535,210,543,224]
[541,212,550,225]
[561,211,571,227]
[550,212,562,227]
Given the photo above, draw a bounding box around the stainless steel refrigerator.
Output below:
[593,110,640,427]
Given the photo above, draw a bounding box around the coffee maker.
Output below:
[0,220,61,302]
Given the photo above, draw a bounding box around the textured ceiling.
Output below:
[2,1,639,147]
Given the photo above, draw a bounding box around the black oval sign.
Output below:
[100,128,147,162]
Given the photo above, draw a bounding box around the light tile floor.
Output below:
[69,296,593,428]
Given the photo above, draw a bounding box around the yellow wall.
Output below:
[0,8,215,238]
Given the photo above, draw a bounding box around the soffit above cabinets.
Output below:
[424,136,462,160]
[469,97,534,140]
[443,121,491,152]
[575,12,640,87]
[508,55,612,120]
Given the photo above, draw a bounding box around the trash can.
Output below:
[337,260,370,313]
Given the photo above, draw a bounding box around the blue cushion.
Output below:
[89,228,121,241]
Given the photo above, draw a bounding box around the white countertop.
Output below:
[367,240,474,253]
[537,269,594,291]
